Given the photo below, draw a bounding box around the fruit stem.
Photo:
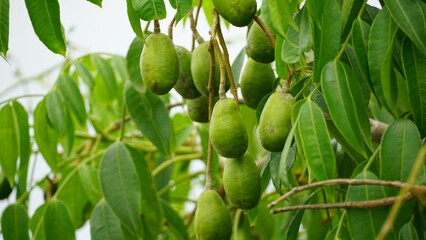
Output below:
[215,10,240,107]
[191,0,204,50]
[213,40,227,100]
[206,36,216,190]
[232,209,243,236]
[253,15,276,48]
[168,14,176,40]
[189,10,205,44]
[154,20,161,34]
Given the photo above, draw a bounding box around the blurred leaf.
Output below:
[368,7,398,114]
[297,101,336,181]
[46,90,70,136]
[125,84,172,157]
[321,61,371,157]
[90,199,124,240]
[0,0,9,56]
[383,0,426,55]
[399,222,419,240]
[133,0,166,21]
[86,0,102,7]
[11,100,31,198]
[24,0,66,55]
[260,0,277,34]
[201,0,213,26]
[232,47,246,86]
[312,0,341,83]
[99,142,143,237]
[29,203,47,240]
[126,0,144,39]
[172,113,194,148]
[298,6,312,53]
[92,55,118,101]
[268,0,298,37]
[126,37,145,92]
[58,74,87,125]
[161,200,189,240]
[78,165,102,205]
[169,0,191,23]
[74,61,94,87]
[380,118,424,183]
[1,204,30,240]
[0,104,18,185]
[401,37,426,137]
[44,200,76,240]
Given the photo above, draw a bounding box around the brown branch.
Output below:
[166,102,182,109]
[192,0,203,50]
[189,10,205,44]
[253,15,276,48]
[270,193,415,214]
[370,119,388,143]
[168,14,176,40]
[268,178,426,208]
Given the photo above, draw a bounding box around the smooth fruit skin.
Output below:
[174,46,201,99]
[240,58,275,109]
[210,99,248,158]
[191,41,229,96]
[187,95,218,123]
[194,190,232,240]
[258,92,295,152]
[223,154,261,210]
[246,22,275,63]
[212,0,257,27]
[141,33,179,95]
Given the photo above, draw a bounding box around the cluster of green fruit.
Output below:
[140,0,295,238]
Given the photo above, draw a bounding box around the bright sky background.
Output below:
[0,0,380,239]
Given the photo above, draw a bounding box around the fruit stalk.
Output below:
[154,19,160,34]
[189,10,205,44]
[212,40,226,100]
[168,14,176,40]
[191,0,203,50]
[253,15,276,48]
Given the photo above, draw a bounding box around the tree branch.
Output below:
[253,15,276,48]
[189,10,205,44]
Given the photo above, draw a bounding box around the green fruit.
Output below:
[223,154,261,210]
[258,92,295,152]
[246,22,275,63]
[174,46,201,99]
[212,0,256,27]
[191,41,229,96]
[194,190,232,240]
[240,58,275,109]
[141,33,179,95]
[187,95,218,123]
[0,173,13,200]
[210,99,248,158]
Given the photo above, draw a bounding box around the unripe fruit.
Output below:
[0,173,12,200]
[258,92,295,152]
[246,22,275,63]
[174,46,201,99]
[212,0,257,27]
[240,58,275,109]
[187,95,218,123]
[191,41,229,96]
[141,33,179,95]
[194,190,232,240]
[223,154,261,210]
[210,99,248,158]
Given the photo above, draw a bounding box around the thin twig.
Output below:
[189,10,205,44]
[152,152,203,176]
[168,14,176,40]
[253,15,276,48]
[212,40,226,99]
[192,0,203,50]
[268,178,426,208]
[270,193,414,214]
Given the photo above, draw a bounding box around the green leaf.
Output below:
[58,74,87,125]
[321,61,371,157]
[268,0,298,37]
[34,99,59,172]
[380,118,423,183]
[86,0,102,7]
[0,0,9,56]
[401,37,426,137]
[99,142,143,237]
[0,104,18,185]
[11,101,31,198]
[46,90,69,136]
[275,35,287,79]
[126,37,145,92]
[312,0,341,83]
[74,60,94,88]
[126,0,144,40]
[368,6,398,114]
[352,18,371,91]
[29,203,47,240]
[298,6,312,53]
[24,0,66,55]
[383,0,426,55]
[1,204,30,240]
[169,0,191,23]
[399,222,419,240]
[125,84,172,157]
[340,0,364,42]
[287,191,317,240]
[92,55,118,101]
[161,200,189,240]
[269,152,283,194]
[297,100,336,181]
[133,0,166,21]
[231,47,246,86]
[44,200,76,240]
[78,165,102,205]
[346,171,397,240]
[90,199,124,240]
